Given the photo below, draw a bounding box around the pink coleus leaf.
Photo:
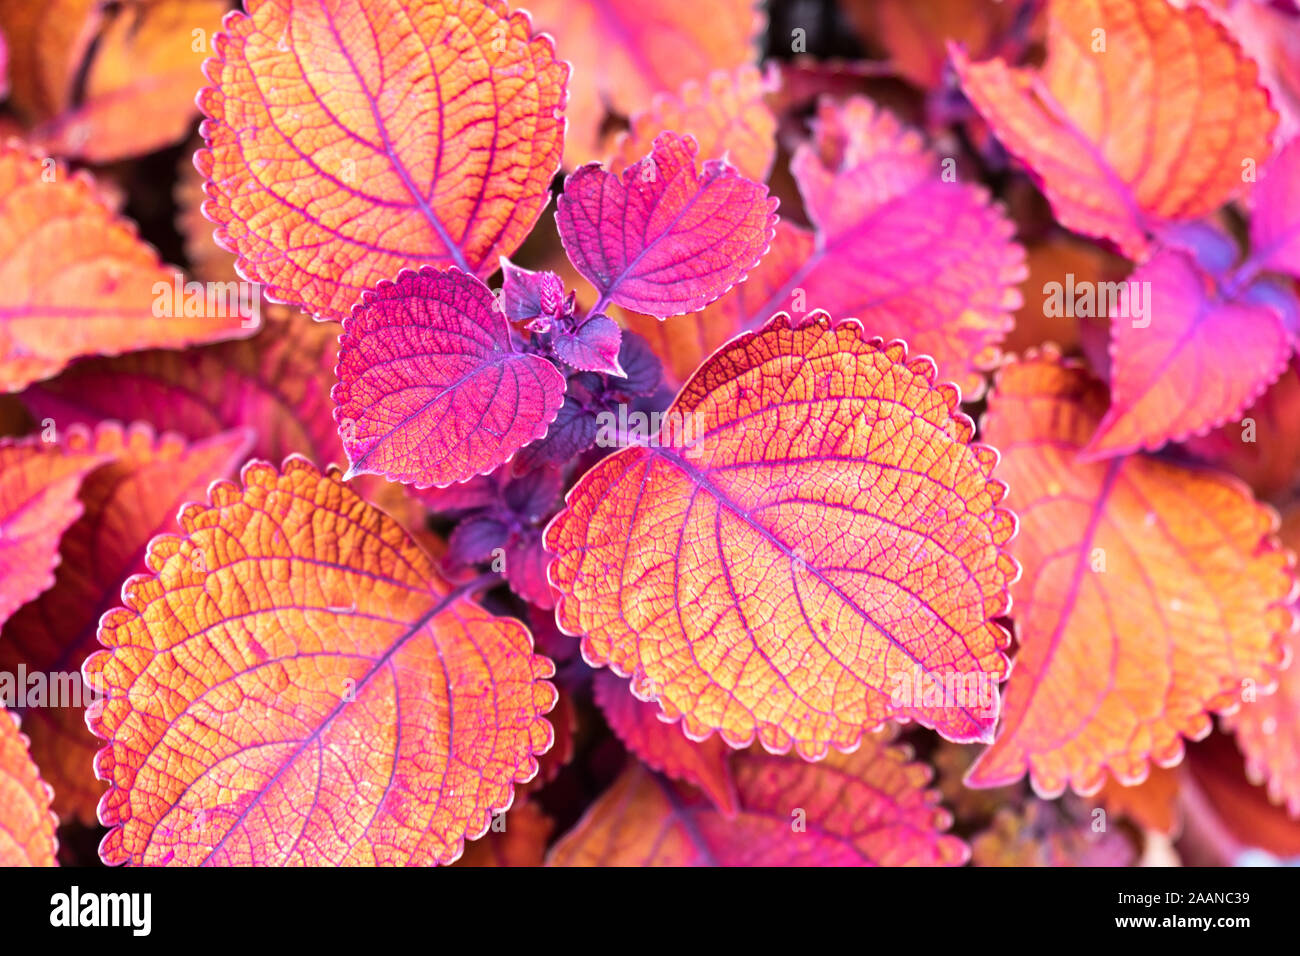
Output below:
[333,267,566,488]
[0,435,109,629]
[556,131,779,319]
[592,669,739,816]
[1248,136,1300,280]
[1084,248,1292,459]
[553,315,624,374]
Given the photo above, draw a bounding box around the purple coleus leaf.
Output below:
[556,131,779,319]
[553,314,624,374]
[332,267,567,488]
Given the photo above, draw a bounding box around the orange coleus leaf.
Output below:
[547,731,967,866]
[0,708,57,866]
[521,0,764,168]
[1224,501,1300,817]
[24,309,339,469]
[176,139,237,283]
[592,669,739,815]
[198,0,567,320]
[547,314,1018,757]
[18,0,226,162]
[0,422,254,824]
[971,797,1136,867]
[608,65,779,182]
[1005,233,1128,356]
[455,800,553,867]
[1099,765,1182,835]
[970,349,1295,796]
[0,435,109,628]
[953,0,1277,258]
[0,143,252,391]
[86,457,556,865]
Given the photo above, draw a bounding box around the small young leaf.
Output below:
[553,315,623,374]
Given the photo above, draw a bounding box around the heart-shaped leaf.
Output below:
[1084,248,1292,458]
[86,457,557,866]
[333,267,566,488]
[547,313,1018,757]
[556,131,779,319]
[519,0,763,167]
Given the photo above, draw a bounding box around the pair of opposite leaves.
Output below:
[954,0,1300,461]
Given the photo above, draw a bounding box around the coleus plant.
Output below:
[0,0,1298,869]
